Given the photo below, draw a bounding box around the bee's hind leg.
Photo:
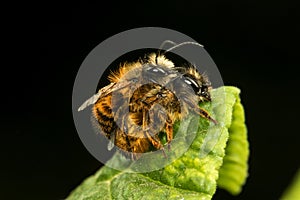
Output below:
[144,131,167,158]
[165,115,173,151]
[142,110,166,158]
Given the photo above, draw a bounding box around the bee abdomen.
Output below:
[93,95,116,136]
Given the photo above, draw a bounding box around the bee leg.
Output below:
[165,116,173,151]
[196,107,218,124]
[142,110,166,157]
[143,130,167,157]
[131,153,136,160]
[143,130,163,149]
[127,151,137,160]
[183,97,217,124]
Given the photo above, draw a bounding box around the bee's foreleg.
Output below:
[183,97,217,124]
[195,107,217,124]
[196,107,218,124]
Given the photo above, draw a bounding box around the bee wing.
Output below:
[78,77,139,112]
[78,83,117,111]
[78,93,101,111]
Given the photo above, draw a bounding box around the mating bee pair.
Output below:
[78,46,216,160]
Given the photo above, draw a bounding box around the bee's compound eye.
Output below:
[146,66,167,75]
[183,75,200,94]
[184,79,193,85]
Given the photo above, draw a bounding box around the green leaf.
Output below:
[281,169,300,200]
[217,87,249,195]
[67,86,249,200]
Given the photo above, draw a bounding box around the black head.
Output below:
[179,67,212,102]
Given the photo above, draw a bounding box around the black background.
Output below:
[2,1,300,199]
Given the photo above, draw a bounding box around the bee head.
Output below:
[179,67,212,102]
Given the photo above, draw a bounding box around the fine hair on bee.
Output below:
[78,41,217,160]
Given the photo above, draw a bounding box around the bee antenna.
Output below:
[159,40,178,50]
[163,41,204,55]
[156,40,177,65]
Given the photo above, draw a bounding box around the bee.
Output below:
[78,48,216,160]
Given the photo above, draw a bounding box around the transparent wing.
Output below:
[78,77,139,112]
[78,93,101,111]
[77,83,116,111]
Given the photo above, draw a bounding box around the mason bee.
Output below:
[78,49,216,160]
